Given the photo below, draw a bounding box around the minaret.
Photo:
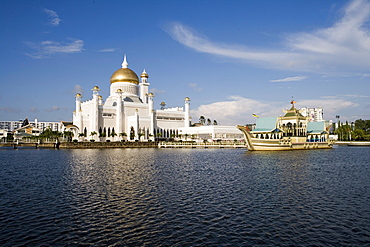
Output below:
[148,92,154,114]
[148,92,155,139]
[134,109,139,140]
[74,93,83,133]
[139,69,150,103]
[75,93,82,112]
[184,97,191,127]
[116,89,124,135]
[91,86,100,139]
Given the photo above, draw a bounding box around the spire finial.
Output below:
[122,54,128,68]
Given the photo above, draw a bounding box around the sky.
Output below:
[1,0,369,125]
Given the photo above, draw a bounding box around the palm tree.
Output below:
[199,116,205,125]
[138,133,144,141]
[119,132,127,141]
[63,131,73,142]
[156,132,162,140]
[90,131,97,139]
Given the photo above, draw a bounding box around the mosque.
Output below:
[71,55,191,141]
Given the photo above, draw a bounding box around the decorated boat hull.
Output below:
[237,125,333,151]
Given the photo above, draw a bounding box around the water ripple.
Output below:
[1,147,369,246]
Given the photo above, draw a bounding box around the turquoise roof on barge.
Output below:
[251,117,278,133]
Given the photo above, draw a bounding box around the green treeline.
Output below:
[334,119,370,141]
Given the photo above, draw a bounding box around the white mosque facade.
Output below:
[72,56,190,141]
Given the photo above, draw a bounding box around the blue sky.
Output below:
[1,0,369,125]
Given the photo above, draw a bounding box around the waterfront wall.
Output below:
[0,141,159,149]
[60,141,158,149]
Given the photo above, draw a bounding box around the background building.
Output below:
[0,119,63,132]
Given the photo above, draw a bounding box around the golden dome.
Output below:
[141,72,149,78]
[75,93,82,97]
[110,68,139,85]
[92,86,100,91]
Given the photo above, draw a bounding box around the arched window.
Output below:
[286,122,293,136]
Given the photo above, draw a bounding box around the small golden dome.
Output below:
[110,68,139,85]
[148,92,154,97]
[184,97,190,101]
[75,93,82,97]
[92,86,100,91]
[116,89,122,92]
[141,72,149,78]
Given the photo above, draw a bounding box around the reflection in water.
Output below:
[0,147,369,246]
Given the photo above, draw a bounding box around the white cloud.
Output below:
[29,107,38,113]
[0,107,20,113]
[73,84,84,95]
[189,83,203,92]
[270,76,307,82]
[191,96,360,125]
[150,88,165,95]
[44,8,61,26]
[25,39,84,58]
[44,106,68,112]
[99,48,116,52]
[44,106,60,112]
[164,0,370,74]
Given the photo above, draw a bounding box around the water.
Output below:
[0,146,369,246]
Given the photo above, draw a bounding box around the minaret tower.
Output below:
[116,89,124,135]
[184,97,191,127]
[91,86,100,139]
[139,69,150,103]
[74,93,83,132]
[148,92,155,138]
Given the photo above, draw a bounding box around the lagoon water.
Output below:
[1,146,369,246]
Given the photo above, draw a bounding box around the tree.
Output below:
[138,133,144,141]
[90,131,97,138]
[335,124,351,141]
[156,132,162,141]
[352,129,365,141]
[199,116,205,125]
[63,131,73,142]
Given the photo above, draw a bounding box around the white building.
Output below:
[178,125,245,142]
[0,119,63,132]
[300,107,324,122]
[71,55,190,141]
[0,129,7,141]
